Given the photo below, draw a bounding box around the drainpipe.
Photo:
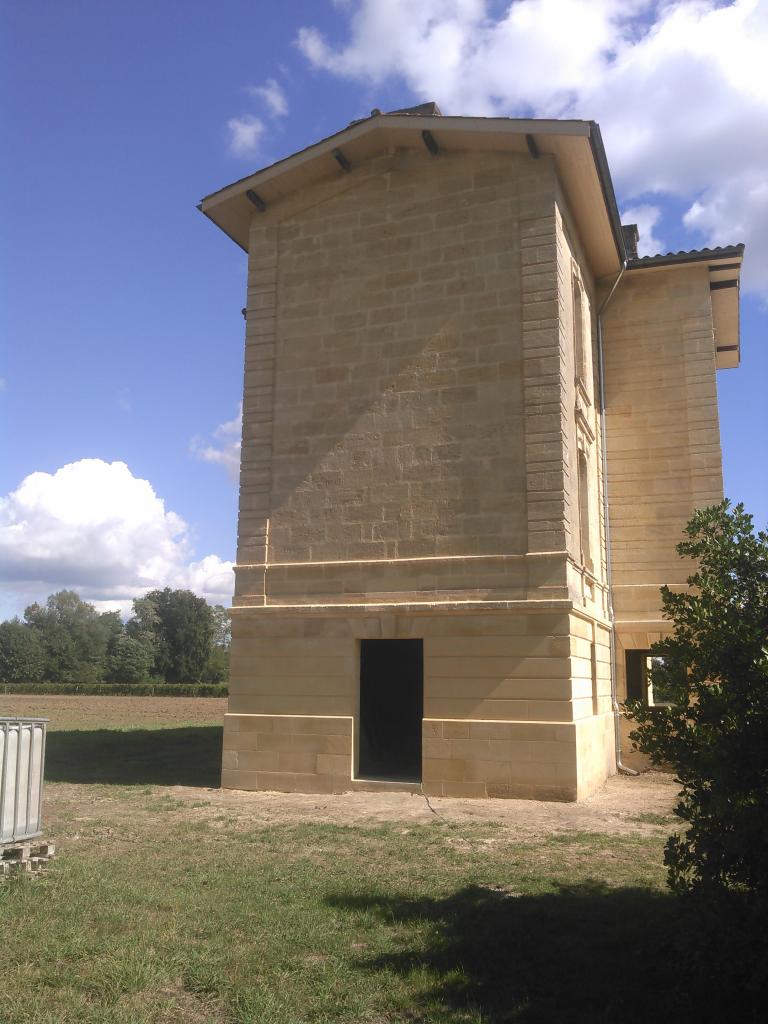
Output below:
[596,261,638,776]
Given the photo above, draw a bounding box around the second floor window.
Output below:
[572,272,593,397]
[577,445,593,571]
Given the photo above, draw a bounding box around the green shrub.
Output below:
[627,501,768,898]
[1,681,228,697]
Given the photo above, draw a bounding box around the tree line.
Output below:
[0,588,230,686]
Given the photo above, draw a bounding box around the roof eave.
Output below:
[626,243,745,270]
[586,121,627,271]
[199,113,624,277]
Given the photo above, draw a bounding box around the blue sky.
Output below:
[2,0,766,618]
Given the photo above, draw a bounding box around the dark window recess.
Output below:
[358,639,423,782]
[626,649,672,705]
[626,650,646,702]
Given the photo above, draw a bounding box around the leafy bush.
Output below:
[627,501,768,898]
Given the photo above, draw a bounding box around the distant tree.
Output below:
[126,595,160,638]
[105,632,154,684]
[202,604,231,683]
[201,645,229,683]
[0,619,46,684]
[99,609,124,648]
[627,501,768,897]
[126,595,163,676]
[211,604,231,649]
[24,591,117,684]
[128,588,214,683]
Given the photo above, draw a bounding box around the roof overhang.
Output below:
[199,114,625,279]
[627,245,744,369]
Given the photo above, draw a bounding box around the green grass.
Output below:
[627,811,673,826]
[0,722,759,1023]
[44,725,223,787]
[2,815,672,1024]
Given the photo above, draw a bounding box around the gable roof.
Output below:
[199,110,626,278]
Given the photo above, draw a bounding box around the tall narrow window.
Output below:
[573,276,586,382]
[590,641,599,715]
[577,447,592,570]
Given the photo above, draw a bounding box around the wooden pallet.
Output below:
[1,841,56,877]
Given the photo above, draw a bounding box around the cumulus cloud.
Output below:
[190,404,242,481]
[297,0,768,293]
[621,204,666,258]
[0,459,234,616]
[227,77,288,159]
[247,77,289,118]
[227,114,266,157]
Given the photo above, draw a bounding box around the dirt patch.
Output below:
[6,695,678,840]
[0,694,226,730]
[44,771,679,843]
[181,770,679,837]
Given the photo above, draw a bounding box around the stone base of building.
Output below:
[221,607,617,802]
[422,713,615,801]
[222,710,615,802]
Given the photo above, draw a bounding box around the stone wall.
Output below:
[225,143,618,800]
[236,149,560,609]
[601,264,724,695]
[224,608,614,801]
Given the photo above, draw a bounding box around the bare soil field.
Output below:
[0,693,227,730]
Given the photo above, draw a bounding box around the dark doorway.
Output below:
[358,639,423,782]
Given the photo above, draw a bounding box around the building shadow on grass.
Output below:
[328,882,764,1023]
[45,726,222,787]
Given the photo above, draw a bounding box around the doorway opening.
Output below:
[358,639,423,782]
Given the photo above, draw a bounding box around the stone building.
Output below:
[199,105,743,800]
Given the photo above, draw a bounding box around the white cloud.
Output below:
[682,170,768,275]
[191,404,242,481]
[247,77,289,118]
[227,78,288,161]
[176,554,236,605]
[0,459,234,617]
[227,114,266,157]
[297,0,768,294]
[621,204,665,257]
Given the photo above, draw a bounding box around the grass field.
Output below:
[0,697,752,1023]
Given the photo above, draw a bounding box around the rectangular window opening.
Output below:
[573,276,586,381]
[577,447,593,570]
[625,650,672,706]
[590,641,599,715]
